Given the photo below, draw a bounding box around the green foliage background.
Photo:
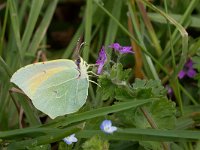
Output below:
[1,0,200,149]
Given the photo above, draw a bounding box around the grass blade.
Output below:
[28,0,58,55]
[21,0,44,55]
[77,128,200,142]
[83,0,93,61]
[47,99,151,128]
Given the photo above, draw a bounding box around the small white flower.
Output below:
[100,120,117,134]
[63,134,78,145]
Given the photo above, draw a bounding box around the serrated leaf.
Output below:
[115,99,176,129]
[97,75,116,100]
[114,87,134,101]
[116,98,176,150]
[97,63,132,100]
[134,99,176,129]
[82,136,109,150]
[110,63,132,81]
[150,99,176,129]
[132,78,167,99]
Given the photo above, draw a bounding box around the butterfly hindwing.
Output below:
[32,67,89,118]
[11,59,89,119]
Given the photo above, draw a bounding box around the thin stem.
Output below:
[127,2,144,79]
[136,0,162,56]
[0,56,12,77]
[140,106,170,150]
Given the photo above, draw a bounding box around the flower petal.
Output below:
[63,134,78,145]
[109,43,121,50]
[165,85,173,97]
[178,70,186,79]
[185,59,193,68]
[100,120,111,130]
[97,64,103,74]
[108,126,117,133]
[70,134,78,142]
[96,47,107,74]
[187,69,197,78]
[120,46,133,54]
[63,137,72,145]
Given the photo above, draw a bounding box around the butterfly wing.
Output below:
[11,59,89,119]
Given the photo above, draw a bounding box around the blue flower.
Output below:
[96,46,107,74]
[63,134,78,145]
[109,43,134,54]
[100,120,117,134]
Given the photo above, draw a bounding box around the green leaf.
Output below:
[97,63,132,100]
[110,63,132,82]
[116,98,176,129]
[77,128,200,141]
[26,144,50,150]
[139,141,162,150]
[21,0,44,54]
[82,136,109,150]
[8,0,22,62]
[132,78,167,99]
[193,56,200,72]
[46,99,151,128]
[114,87,133,102]
[28,0,58,54]
[149,99,176,129]
[97,74,116,100]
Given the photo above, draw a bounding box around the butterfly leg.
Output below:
[89,79,101,87]
[88,71,99,77]
[86,64,97,69]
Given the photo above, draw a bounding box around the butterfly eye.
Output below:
[76,58,81,65]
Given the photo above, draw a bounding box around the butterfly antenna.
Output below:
[73,35,84,60]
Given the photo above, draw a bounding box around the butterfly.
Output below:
[10,57,89,119]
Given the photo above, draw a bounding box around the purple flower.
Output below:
[109,43,134,54]
[100,120,117,134]
[63,134,78,145]
[178,59,197,79]
[165,85,173,97]
[96,47,107,74]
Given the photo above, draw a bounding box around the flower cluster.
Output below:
[109,43,133,54]
[178,59,196,79]
[96,43,133,74]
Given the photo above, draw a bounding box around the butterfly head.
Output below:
[75,57,88,79]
